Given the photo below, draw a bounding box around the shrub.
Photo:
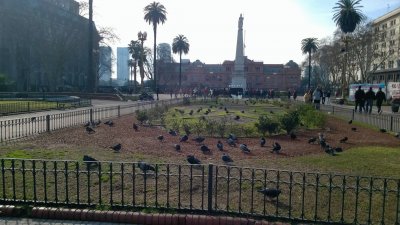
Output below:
[181,121,192,135]
[255,115,279,136]
[192,118,206,136]
[296,104,326,128]
[216,117,228,138]
[279,110,300,134]
[205,119,217,137]
[135,110,148,124]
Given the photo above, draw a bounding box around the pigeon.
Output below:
[234,115,240,120]
[83,155,98,168]
[189,110,194,115]
[334,147,343,152]
[168,129,177,136]
[258,188,281,200]
[324,145,335,156]
[193,136,205,144]
[222,153,233,163]
[228,133,238,141]
[308,137,317,144]
[200,145,211,153]
[133,123,138,131]
[187,155,201,165]
[269,110,274,114]
[138,161,156,173]
[180,135,189,142]
[348,120,353,124]
[111,143,121,152]
[174,144,181,151]
[31,117,37,122]
[157,135,164,141]
[86,126,95,134]
[271,142,281,153]
[351,127,357,131]
[339,137,348,143]
[395,133,400,138]
[241,110,245,113]
[94,119,102,126]
[104,120,112,125]
[260,137,266,147]
[290,132,297,140]
[380,128,387,133]
[184,127,191,135]
[240,144,250,153]
[217,141,223,151]
[320,140,327,149]
[227,138,236,147]
[83,121,90,127]
[318,133,325,143]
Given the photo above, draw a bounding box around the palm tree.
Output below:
[128,40,144,90]
[333,0,365,97]
[301,38,319,90]
[127,59,136,93]
[144,2,167,100]
[172,35,190,91]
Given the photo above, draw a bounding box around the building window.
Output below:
[389,49,395,55]
[375,27,380,33]
[256,67,260,72]
[382,23,387,29]
[390,29,396,36]
[389,61,394,69]
[381,62,386,70]
[245,67,248,72]
[373,44,378,50]
[381,51,386,57]
[373,64,378,70]
[226,67,231,72]
[389,40,395,46]
[381,42,386,48]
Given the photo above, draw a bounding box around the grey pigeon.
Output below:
[138,161,155,172]
[227,138,236,147]
[380,128,387,133]
[348,120,352,124]
[180,135,188,142]
[260,137,266,147]
[174,144,181,151]
[240,144,250,153]
[258,188,281,200]
[193,136,205,144]
[84,122,90,127]
[157,135,164,141]
[222,153,233,163]
[200,145,210,153]
[86,126,95,134]
[111,143,121,152]
[271,142,281,153]
[351,127,357,131]
[169,129,177,136]
[339,137,348,143]
[187,155,201,165]
[133,123,138,131]
[83,155,98,168]
[217,141,223,151]
[308,137,317,144]
[228,133,238,141]
[290,132,297,140]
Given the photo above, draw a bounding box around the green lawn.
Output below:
[0,100,58,114]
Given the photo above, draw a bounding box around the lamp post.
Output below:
[138,31,147,92]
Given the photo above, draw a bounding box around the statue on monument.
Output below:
[238,14,243,29]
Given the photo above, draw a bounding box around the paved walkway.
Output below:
[0,217,134,225]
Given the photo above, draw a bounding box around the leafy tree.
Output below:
[135,110,149,124]
[279,110,300,134]
[128,40,143,90]
[255,115,279,136]
[144,2,167,100]
[301,38,319,90]
[172,34,190,90]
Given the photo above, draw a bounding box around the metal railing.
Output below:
[0,99,181,143]
[320,104,400,133]
[0,99,92,116]
[0,159,398,225]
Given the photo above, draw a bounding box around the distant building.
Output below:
[157,43,172,63]
[99,46,112,83]
[117,47,129,83]
[370,7,400,83]
[0,0,100,92]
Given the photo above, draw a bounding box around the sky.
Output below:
[88,0,400,73]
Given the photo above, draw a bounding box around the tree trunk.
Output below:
[308,52,311,90]
[153,24,158,100]
[179,52,182,91]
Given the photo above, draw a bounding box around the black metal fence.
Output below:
[320,104,400,133]
[0,159,398,225]
[0,99,92,115]
[0,99,181,143]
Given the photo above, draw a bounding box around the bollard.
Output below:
[46,115,51,132]
[118,105,121,117]
[90,109,93,123]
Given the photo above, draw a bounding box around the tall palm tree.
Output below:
[127,59,137,93]
[128,40,144,90]
[172,35,190,91]
[87,0,94,93]
[301,38,319,90]
[333,0,365,97]
[144,2,167,100]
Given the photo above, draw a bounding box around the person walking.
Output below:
[293,90,297,100]
[376,87,386,114]
[354,86,365,113]
[326,90,331,105]
[287,89,291,100]
[364,87,375,114]
[313,86,322,110]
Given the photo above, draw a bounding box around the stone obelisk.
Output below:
[229,14,246,93]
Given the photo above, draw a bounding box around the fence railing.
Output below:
[0,99,181,143]
[0,158,398,225]
[0,99,92,116]
[320,104,400,133]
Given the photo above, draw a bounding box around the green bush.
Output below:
[279,110,300,134]
[216,117,228,138]
[135,110,149,124]
[205,119,217,137]
[296,104,326,128]
[255,115,280,136]
[192,118,206,136]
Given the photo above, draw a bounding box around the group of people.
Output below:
[354,86,386,114]
[304,86,331,110]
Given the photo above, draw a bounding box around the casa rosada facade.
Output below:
[158,58,301,93]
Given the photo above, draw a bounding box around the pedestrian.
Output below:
[313,86,322,110]
[375,87,386,114]
[287,89,291,100]
[304,89,311,103]
[322,90,326,105]
[326,90,331,105]
[293,90,297,100]
[354,86,365,113]
[364,87,375,114]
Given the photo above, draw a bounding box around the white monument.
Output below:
[229,14,246,98]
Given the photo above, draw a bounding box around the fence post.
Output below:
[118,105,121,117]
[46,115,50,132]
[90,109,93,123]
[208,163,213,212]
[390,116,393,132]
[352,109,355,120]
[332,106,334,115]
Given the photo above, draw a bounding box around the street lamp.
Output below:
[138,31,147,92]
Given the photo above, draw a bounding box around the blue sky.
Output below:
[88,0,400,71]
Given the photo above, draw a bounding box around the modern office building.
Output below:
[370,7,400,83]
[99,46,112,83]
[117,47,130,83]
[0,0,100,92]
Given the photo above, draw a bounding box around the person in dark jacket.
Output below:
[354,86,365,113]
[364,87,375,114]
[375,87,386,114]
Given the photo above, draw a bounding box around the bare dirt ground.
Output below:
[21,114,400,168]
